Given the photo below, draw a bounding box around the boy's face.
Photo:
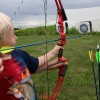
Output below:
[0,25,17,47]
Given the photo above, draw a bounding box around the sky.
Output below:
[0,0,100,28]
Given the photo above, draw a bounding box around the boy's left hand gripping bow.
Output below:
[49,0,68,99]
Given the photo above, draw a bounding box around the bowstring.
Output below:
[11,0,25,21]
[0,73,29,100]
[42,0,50,99]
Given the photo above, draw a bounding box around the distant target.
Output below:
[80,24,88,33]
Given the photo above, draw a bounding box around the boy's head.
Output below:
[0,12,13,40]
[0,12,17,48]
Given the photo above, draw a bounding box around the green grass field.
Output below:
[16,30,100,100]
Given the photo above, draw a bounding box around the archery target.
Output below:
[80,24,88,33]
[79,21,91,34]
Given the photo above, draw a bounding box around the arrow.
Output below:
[89,47,98,100]
[0,35,83,54]
[96,44,100,100]
[96,45,100,63]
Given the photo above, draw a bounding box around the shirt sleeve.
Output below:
[12,49,39,74]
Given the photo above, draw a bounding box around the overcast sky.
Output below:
[0,0,100,27]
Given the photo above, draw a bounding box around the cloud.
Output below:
[66,7,100,22]
[0,0,100,28]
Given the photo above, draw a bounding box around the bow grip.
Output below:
[58,48,63,58]
[59,64,68,77]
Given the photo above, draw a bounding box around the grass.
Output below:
[15,27,100,100]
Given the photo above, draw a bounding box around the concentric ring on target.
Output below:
[80,24,88,33]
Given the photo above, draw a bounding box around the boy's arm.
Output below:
[38,45,63,67]
[37,58,68,73]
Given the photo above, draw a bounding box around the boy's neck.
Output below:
[0,53,11,60]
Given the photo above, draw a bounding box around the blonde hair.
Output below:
[0,12,13,40]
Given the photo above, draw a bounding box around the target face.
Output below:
[80,24,88,33]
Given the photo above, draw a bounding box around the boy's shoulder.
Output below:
[12,49,28,56]
[11,49,29,59]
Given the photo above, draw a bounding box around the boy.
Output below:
[0,12,67,100]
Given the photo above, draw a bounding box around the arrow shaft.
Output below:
[98,63,100,100]
[91,62,99,100]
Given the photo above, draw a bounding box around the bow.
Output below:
[49,0,68,99]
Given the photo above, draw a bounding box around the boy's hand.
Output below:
[52,45,64,56]
[0,58,4,73]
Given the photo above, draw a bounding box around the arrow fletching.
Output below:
[89,47,94,61]
[96,44,100,63]
[0,46,14,54]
